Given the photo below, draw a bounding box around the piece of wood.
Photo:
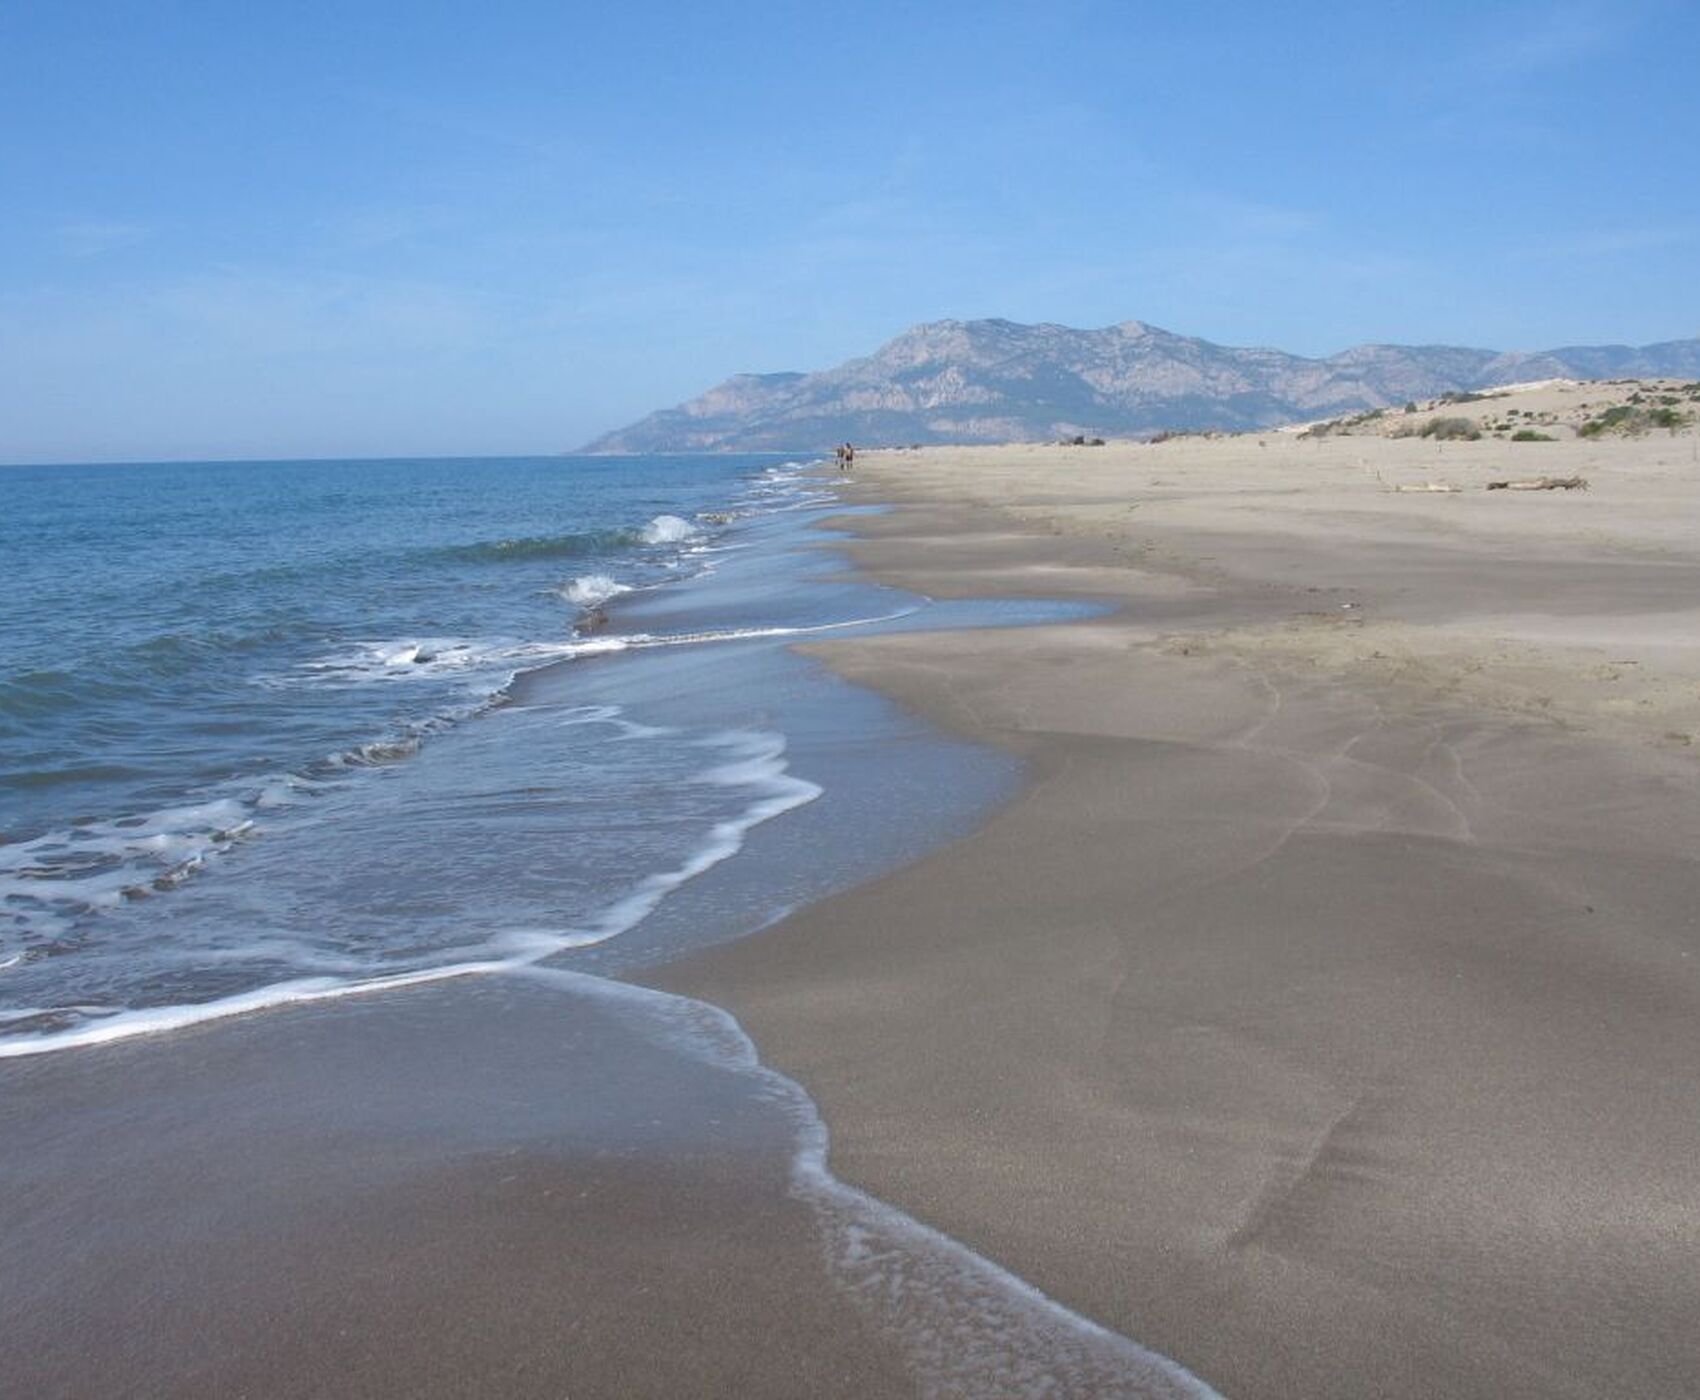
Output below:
[1485,476,1589,491]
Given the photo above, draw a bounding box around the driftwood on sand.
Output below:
[1486,476,1590,491]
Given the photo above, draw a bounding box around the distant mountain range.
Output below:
[581,319,1700,453]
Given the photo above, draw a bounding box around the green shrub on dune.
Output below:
[1421,416,1481,441]
[1579,404,1692,437]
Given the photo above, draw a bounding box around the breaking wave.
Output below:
[560,574,632,607]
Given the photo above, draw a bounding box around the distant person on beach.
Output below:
[833,444,846,470]
[842,442,855,471]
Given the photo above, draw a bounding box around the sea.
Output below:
[0,452,1081,1054]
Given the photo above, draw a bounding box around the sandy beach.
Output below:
[6,391,1699,1398]
[9,0,1699,1388]
[656,399,1700,1398]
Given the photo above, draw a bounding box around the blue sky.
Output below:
[2,0,1696,462]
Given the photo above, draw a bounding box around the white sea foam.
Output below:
[0,723,820,1059]
[292,605,919,693]
[290,636,596,689]
[255,778,309,809]
[0,963,514,1058]
[508,967,1220,1400]
[566,730,821,946]
[640,513,698,545]
[294,637,499,684]
[556,704,674,740]
[560,573,631,607]
[0,798,258,938]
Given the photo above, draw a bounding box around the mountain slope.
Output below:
[581,319,1700,452]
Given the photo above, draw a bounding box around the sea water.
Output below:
[0,454,1074,1051]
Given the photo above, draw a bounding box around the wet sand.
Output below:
[655,426,1700,1399]
[0,974,910,1399]
[0,956,1207,1400]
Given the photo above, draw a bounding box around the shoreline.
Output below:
[0,460,1005,1059]
[8,429,1700,1395]
[1,460,1220,1397]
[651,431,1700,1398]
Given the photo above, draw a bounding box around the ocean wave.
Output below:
[291,604,920,696]
[121,624,311,676]
[0,665,171,730]
[339,736,421,766]
[556,730,820,948]
[0,797,258,942]
[426,512,705,566]
[559,573,632,607]
[0,629,628,924]
[0,761,154,793]
[0,623,319,726]
[428,528,640,564]
[0,593,907,967]
[0,724,821,1058]
[640,514,698,544]
[288,635,620,689]
[0,669,112,724]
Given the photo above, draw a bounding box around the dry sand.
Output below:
[655,400,1700,1399]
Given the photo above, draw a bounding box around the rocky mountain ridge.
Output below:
[582,318,1700,452]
